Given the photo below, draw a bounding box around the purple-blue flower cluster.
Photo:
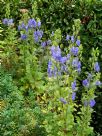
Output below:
[95,80,102,86]
[72,92,76,101]
[60,97,67,104]
[94,62,100,72]
[34,30,43,43]
[84,99,96,108]
[21,34,27,40]
[71,36,74,43]
[18,19,41,31]
[71,80,76,90]
[50,46,61,61]
[70,47,79,56]
[90,99,96,107]
[2,18,13,26]
[47,60,58,77]
[82,79,89,87]
[17,18,44,42]
[72,58,81,72]
[41,40,51,47]
[47,46,70,77]
[66,35,81,46]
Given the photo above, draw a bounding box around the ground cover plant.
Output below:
[0,0,102,136]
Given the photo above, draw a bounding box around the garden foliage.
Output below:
[0,0,102,136]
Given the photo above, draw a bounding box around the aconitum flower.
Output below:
[36,30,43,39]
[60,97,67,104]
[70,47,79,56]
[77,61,81,73]
[61,64,67,72]
[76,40,80,46]
[71,80,76,90]
[21,34,27,40]
[38,21,41,27]
[82,79,89,87]
[72,92,76,100]
[72,58,79,68]
[50,46,61,61]
[66,35,70,41]
[18,25,21,31]
[67,54,70,60]
[41,41,46,47]
[8,19,13,25]
[59,57,67,64]
[28,19,37,28]
[47,40,51,45]
[94,62,100,72]
[21,22,26,29]
[47,60,52,77]
[34,30,43,42]
[25,25,28,31]
[71,36,74,43]
[2,18,8,25]
[2,18,13,25]
[34,31,39,42]
[90,99,96,107]
[95,81,102,86]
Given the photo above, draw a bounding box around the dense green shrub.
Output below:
[0,68,47,136]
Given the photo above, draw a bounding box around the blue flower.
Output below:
[72,92,76,101]
[21,34,27,40]
[18,25,21,31]
[34,30,43,42]
[2,18,13,26]
[18,23,25,30]
[2,18,8,25]
[8,19,13,25]
[25,25,28,31]
[60,97,67,104]
[90,99,96,107]
[66,35,70,41]
[71,36,74,43]
[50,46,61,61]
[28,19,37,28]
[72,58,78,67]
[47,60,52,77]
[95,81,102,86]
[70,46,79,56]
[76,40,80,46]
[41,41,46,47]
[21,22,26,29]
[61,64,67,72]
[38,21,41,28]
[71,80,76,90]
[67,54,70,60]
[77,61,81,73]
[94,62,100,72]
[34,31,39,42]
[72,58,81,72]
[82,79,89,87]
[59,57,67,63]
[36,30,43,39]
[46,40,51,45]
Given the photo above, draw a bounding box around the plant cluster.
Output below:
[0,1,102,136]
